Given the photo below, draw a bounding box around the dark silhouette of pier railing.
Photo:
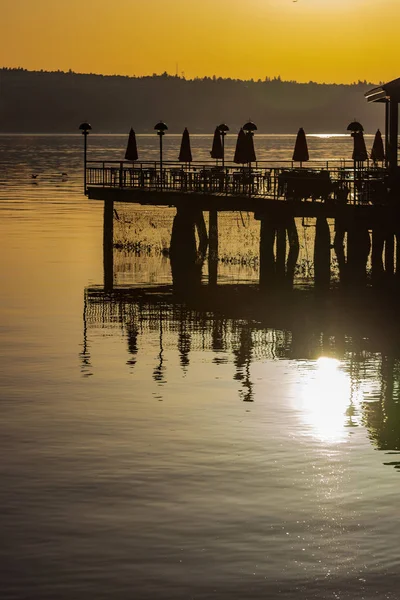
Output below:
[87,160,387,204]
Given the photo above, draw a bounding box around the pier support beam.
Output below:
[388,100,398,172]
[103,199,114,292]
[195,210,208,259]
[333,219,346,285]
[384,232,395,278]
[208,209,218,286]
[286,217,300,286]
[276,227,287,282]
[258,216,299,289]
[170,207,203,290]
[259,218,276,288]
[347,224,370,286]
[396,232,400,282]
[314,216,331,290]
[372,228,385,286]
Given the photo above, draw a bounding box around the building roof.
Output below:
[365,77,400,103]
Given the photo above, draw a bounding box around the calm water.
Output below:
[1,134,400,599]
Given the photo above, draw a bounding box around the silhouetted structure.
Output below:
[125,128,138,162]
[90,79,400,294]
[210,127,223,161]
[365,77,400,171]
[178,128,192,163]
[0,69,381,134]
[234,129,247,165]
[292,127,309,166]
[371,129,385,164]
[79,121,91,194]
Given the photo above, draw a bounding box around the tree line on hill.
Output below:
[0,68,385,134]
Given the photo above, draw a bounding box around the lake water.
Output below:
[1,134,399,599]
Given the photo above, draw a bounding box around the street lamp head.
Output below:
[154,121,168,135]
[243,121,257,133]
[347,120,363,133]
[218,123,229,134]
[79,122,92,134]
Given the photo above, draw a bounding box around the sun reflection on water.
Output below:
[296,356,364,444]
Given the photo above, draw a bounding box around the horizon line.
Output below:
[0,132,374,137]
[0,65,380,87]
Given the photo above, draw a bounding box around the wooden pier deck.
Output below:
[87,159,390,210]
[86,160,400,291]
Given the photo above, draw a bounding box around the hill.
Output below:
[0,68,384,134]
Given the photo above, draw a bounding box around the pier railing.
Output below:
[87,160,388,204]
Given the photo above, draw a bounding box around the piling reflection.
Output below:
[83,283,400,470]
[362,355,400,460]
[80,293,93,378]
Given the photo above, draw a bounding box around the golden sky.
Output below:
[1,0,399,83]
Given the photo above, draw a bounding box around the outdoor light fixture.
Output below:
[79,122,92,194]
[346,120,364,133]
[218,123,229,134]
[79,122,92,133]
[154,121,168,134]
[243,121,257,133]
[154,121,168,189]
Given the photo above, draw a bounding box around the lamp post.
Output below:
[154,121,168,190]
[217,123,229,167]
[79,122,92,195]
[347,120,365,203]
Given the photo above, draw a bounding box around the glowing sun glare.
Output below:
[296,356,362,443]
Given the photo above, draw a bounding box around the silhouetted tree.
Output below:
[0,67,381,133]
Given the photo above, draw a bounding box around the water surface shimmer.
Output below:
[0,135,399,599]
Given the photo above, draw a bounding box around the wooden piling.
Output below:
[103,199,114,291]
[314,216,331,289]
[333,219,346,284]
[372,228,385,286]
[208,209,218,286]
[170,207,202,290]
[195,210,208,259]
[384,232,395,278]
[276,227,287,281]
[259,218,276,287]
[347,225,370,285]
[170,207,198,264]
[286,217,300,286]
[395,232,400,281]
[388,99,398,172]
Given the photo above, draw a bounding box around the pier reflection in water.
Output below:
[84,282,400,465]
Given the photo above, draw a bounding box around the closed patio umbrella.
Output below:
[178,128,193,163]
[125,127,138,161]
[210,127,223,160]
[242,121,257,166]
[234,129,247,164]
[245,131,256,164]
[352,131,368,162]
[292,127,309,166]
[371,129,385,163]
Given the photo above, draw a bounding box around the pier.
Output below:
[87,160,400,291]
[85,78,400,291]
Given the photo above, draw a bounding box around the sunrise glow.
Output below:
[0,0,399,83]
[297,357,363,443]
